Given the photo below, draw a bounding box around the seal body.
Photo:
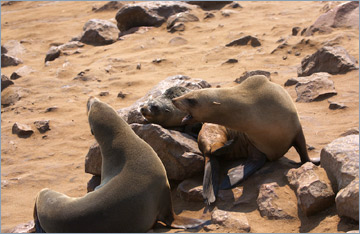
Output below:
[34,97,205,232]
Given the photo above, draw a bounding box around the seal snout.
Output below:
[87,96,100,114]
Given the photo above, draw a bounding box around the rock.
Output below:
[284,77,299,86]
[87,175,101,193]
[1,74,14,91]
[204,12,215,19]
[235,70,271,84]
[227,2,242,8]
[152,58,166,64]
[211,209,250,232]
[340,128,359,137]
[294,72,337,102]
[1,87,21,106]
[85,142,102,176]
[117,75,211,124]
[115,2,191,32]
[223,58,238,64]
[297,46,358,77]
[257,182,296,220]
[136,63,141,70]
[130,123,204,180]
[186,1,232,10]
[169,36,188,46]
[336,178,359,221]
[177,177,203,202]
[221,9,236,17]
[99,91,109,96]
[10,66,35,80]
[12,122,34,138]
[226,36,261,47]
[44,46,61,62]
[286,162,335,216]
[34,120,50,133]
[80,19,120,46]
[44,106,58,113]
[328,101,347,110]
[8,220,35,233]
[320,135,359,192]
[1,45,8,54]
[305,1,359,36]
[166,11,199,29]
[3,40,26,57]
[292,27,301,36]
[1,54,23,67]
[93,1,124,12]
[167,22,185,33]
[58,41,85,51]
[117,91,127,99]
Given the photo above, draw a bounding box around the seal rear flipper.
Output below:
[219,147,266,190]
[202,156,220,205]
[168,214,209,229]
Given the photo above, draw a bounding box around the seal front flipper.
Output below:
[168,215,209,229]
[219,146,266,190]
[202,155,220,205]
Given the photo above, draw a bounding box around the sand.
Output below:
[1,1,359,233]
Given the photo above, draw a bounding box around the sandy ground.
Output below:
[1,1,359,233]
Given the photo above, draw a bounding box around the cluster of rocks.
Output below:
[11,120,50,138]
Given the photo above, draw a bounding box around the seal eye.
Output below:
[150,105,159,113]
[186,98,197,107]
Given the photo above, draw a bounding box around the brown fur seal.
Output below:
[173,75,319,198]
[33,97,206,232]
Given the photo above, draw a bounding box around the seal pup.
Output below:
[173,75,319,193]
[33,97,205,232]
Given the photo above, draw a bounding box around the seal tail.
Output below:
[33,202,46,233]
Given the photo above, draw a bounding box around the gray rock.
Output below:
[45,41,84,63]
[286,162,335,216]
[226,35,261,47]
[166,11,199,29]
[292,27,301,36]
[336,178,359,221]
[8,220,35,233]
[115,2,191,32]
[221,9,236,17]
[1,74,14,91]
[1,87,21,106]
[117,75,211,124]
[1,54,23,67]
[284,77,299,86]
[93,1,124,12]
[80,19,120,46]
[340,128,359,137]
[131,123,204,180]
[177,177,203,202]
[45,46,61,62]
[10,65,35,80]
[2,40,26,57]
[167,22,185,33]
[12,122,34,138]
[227,2,242,9]
[328,101,347,110]
[223,58,238,64]
[34,120,50,133]
[85,142,102,176]
[257,182,296,220]
[186,1,232,10]
[87,175,101,193]
[1,45,8,54]
[235,70,270,84]
[295,72,337,102]
[305,1,359,36]
[211,209,250,232]
[44,106,58,113]
[169,37,188,46]
[204,12,215,19]
[297,46,358,77]
[320,135,359,192]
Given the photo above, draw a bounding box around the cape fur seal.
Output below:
[33,97,205,232]
[173,75,319,200]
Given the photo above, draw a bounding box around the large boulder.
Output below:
[305,1,359,36]
[297,46,358,77]
[115,2,192,32]
[117,75,211,124]
[286,162,335,216]
[320,135,359,192]
[80,19,120,46]
[336,178,359,221]
[294,72,337,102]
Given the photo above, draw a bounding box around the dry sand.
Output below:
[1,1,359,233]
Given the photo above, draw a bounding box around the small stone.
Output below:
[204,12,215,19]
[295,51,301,56]
[45,46,61,62]
[85,142,102,176]
[136,63,141,70]
[99,91,109,96]
[1,54,23,67]
[328,101,347,110]
[12,122,34,138]
[282,55,287,60]
[211,209,250,232]
[284,78,299,86]
[292,27,301,36]
[45,106,58,113]
[167,22,185,33]
[87,175,101,192]
[169,37,188,46]
[226,36,261,47]
[221,10,236,17]
[235,70,271,84]
[117,91,127,99]
[1,74,14,91]
[34,120,50,133]
[223,58,238,64]
[152,58,166,63]
[10,65,35,80]
[228,2,242,8]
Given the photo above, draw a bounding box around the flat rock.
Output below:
[1,74,14,91]
[286,162,335,216]
[3,40,26,57]
[320,134,359,192]
[257,182,296,220]
[45,41,84,62]
[10,65,35,80]
[8,220,35,233]
[186,1,232,10]
[328,101,347,110]
[87,175,101,193]
[131,123,204,180]
[166,11,199,29]
[34,120,50,133]
[297,46,358,77]
[305,1,359,36]
[1,87,21,106]
[169,36,188,46]
[1,54,23,67]
[211,209,250,232]
[80,19,120,46]
[93,1,124,12]
[336,178,359,221]
[167,22,185,33]
[226,35,261,47]
[235,70,270,84]
[177,177,203,202]
[295,72,337,102]
[12,122,34,138]
[115,2,191,32]
[85,142,102,176]
[117,75,211,124]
